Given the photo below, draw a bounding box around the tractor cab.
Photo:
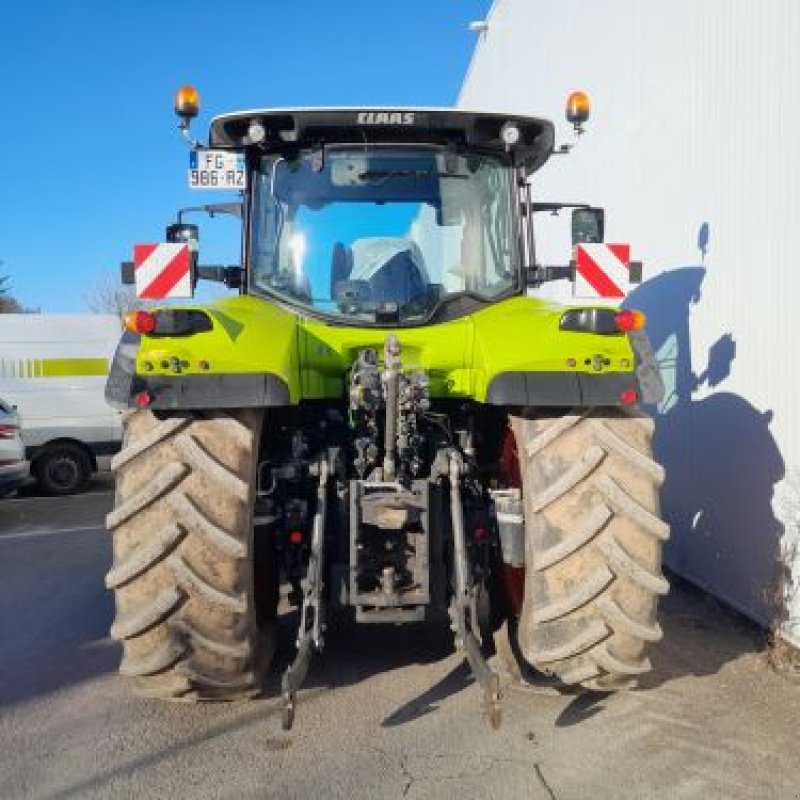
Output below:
[209,107,555,326]
[129,92,608,318]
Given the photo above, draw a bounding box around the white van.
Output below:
[0,314,123,494]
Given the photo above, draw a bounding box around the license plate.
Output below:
[188,150,246,190]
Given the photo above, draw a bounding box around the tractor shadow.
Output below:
[264,605,472,727]
[0,529,118,709]
[380,660,473,727]
[619,227,786,687]
[558,231,789,718]
[554,577,768,727]
[639,572,769,690]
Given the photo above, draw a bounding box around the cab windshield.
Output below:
[249,146,519,324]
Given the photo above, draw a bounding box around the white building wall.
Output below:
[460,0,800,645]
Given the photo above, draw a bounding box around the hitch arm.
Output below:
[447,453,503,729]
[281,456,330,731]
[119,262,242,289]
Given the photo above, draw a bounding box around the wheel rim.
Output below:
[498,424,522,489]
[497,425,525,617]
[47,456,80,489]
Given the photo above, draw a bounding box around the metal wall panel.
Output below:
[460,0,800,645]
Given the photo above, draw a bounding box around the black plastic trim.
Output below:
[210,108,555,174]
[579,373,635,406]
[485,371,639,407]
[486,372,581,406]
[150,309,213,337]
[104,332,140,409]
[130,374,291,410]
[105,336,291,410]
[559,308,620,335]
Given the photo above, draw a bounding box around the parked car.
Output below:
[0,398,28,496]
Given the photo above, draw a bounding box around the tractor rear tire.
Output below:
[105,408,270,700]
[508,407,669,691]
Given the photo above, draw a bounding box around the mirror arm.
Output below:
[530,202,592,214]
[177,203,243,223]
[196,265,243,289]
[551,129,584,156]
[525,263,575,287]
[119,262,242,289]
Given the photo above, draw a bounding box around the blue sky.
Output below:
[0,0,490,312]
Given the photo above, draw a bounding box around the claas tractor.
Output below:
[105,87,668,729]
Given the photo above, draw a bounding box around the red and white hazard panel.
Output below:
[574,244,640,300]
[133,244,192,300]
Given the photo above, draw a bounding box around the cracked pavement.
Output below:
[2,483,800,799]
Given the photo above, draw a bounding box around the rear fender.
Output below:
[105,296,299,410]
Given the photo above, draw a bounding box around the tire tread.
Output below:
[510,407,668,691]
[106,409,267,701]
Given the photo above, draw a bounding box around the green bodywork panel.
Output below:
[133,294,637,404]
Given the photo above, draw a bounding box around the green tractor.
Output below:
[105,88,668,729]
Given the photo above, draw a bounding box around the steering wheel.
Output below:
[398,285,442,318]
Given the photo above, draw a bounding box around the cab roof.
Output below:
[208,107,555,174]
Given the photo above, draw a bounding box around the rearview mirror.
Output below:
[166,222,199,248]
[571,207,605,245]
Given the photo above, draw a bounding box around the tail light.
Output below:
[473,526,489,541]
[124,309,212,337]
[614,309,647,332]
[288,530,304,545]
[125,311,157,335]
[0,424,18,440]
[134,391,153,408]
[561,307,647,334]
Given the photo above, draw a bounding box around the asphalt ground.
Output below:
[1,482,799,799]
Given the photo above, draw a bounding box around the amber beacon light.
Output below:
[174,85,200,122]
[565,91,591,132]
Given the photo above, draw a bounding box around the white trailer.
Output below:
[459,0,800,648]
[0,314,122,494]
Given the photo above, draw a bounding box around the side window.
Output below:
[251,171,281,285]
[478,164,514,286]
